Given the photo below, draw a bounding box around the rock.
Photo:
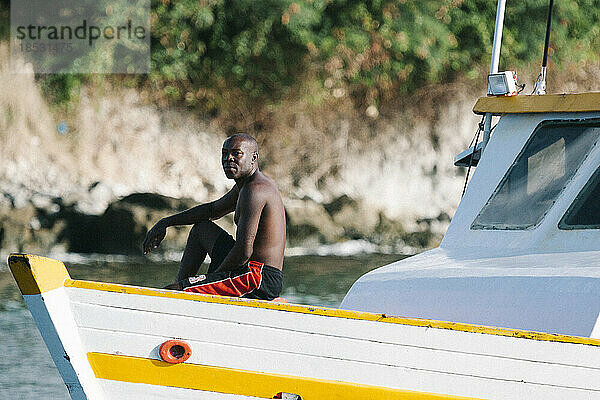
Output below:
[285,198,343,245]
[0,188,439,255]
[76,181,115,216]
[0,203,36,253]
[55,193,197,255]
[324,195,380,239]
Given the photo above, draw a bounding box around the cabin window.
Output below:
[472,120,600,230]
[559,166,600,229]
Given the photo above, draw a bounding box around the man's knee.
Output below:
[189,220,214,237]
[187,220,223,251]
[190,220,213,235]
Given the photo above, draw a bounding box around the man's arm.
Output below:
[213,186,265,272]
[143,187,239,254]
[163,186,239,226]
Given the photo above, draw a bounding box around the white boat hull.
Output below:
[9,254,600,399]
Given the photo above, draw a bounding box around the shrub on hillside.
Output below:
[1,0,598,108]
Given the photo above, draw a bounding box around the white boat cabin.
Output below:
[341,93,600,338]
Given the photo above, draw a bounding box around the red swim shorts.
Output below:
[181,260,283,300]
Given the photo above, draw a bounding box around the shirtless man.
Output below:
[143,134,286,300]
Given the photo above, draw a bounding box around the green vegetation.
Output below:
[0,0,7,40]
[1,0,599,109]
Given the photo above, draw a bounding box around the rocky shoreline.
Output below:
[3,36,600,258]
[1,190,445,256]
[0,43,481,256]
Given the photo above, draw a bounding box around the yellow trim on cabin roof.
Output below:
[67,278,600,347]
[8,254,70,295]
[87,352,473,400]
[473,92,600,115]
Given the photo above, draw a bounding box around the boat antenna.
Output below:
[532,0,555,95]
[481,0,507,153]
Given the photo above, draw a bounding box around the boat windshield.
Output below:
[472,120,600,230]
[559,165,600,229]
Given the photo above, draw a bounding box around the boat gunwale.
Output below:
[66,278,600,347]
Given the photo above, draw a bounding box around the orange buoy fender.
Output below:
[159,340,192,364]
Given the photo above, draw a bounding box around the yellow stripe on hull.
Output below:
[87,352,473,400]
[69,279,600,347]
[9,253,600,347]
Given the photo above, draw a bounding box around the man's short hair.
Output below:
[225,133,258,154]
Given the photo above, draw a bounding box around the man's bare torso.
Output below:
[234,170,286,269]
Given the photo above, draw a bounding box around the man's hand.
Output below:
[143,220,167,254]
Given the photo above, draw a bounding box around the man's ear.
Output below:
[252,152,259,161]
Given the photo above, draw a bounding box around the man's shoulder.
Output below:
[245,172,281,198]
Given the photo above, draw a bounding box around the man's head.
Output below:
[222,133,259,180]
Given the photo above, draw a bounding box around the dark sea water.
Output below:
[0,253,405,399]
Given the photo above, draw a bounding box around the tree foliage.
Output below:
[1,0,599,108]
[148,0,600,108]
